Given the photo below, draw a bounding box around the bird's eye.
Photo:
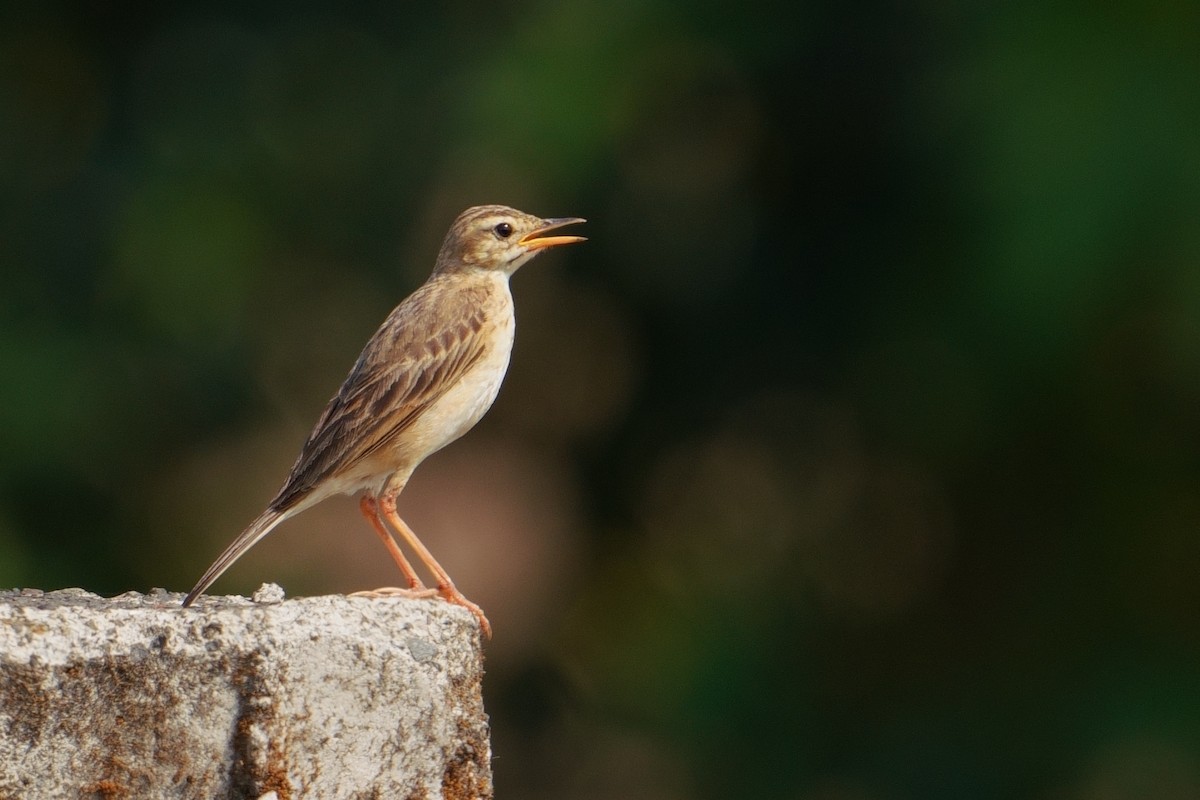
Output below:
[494,222,513,239]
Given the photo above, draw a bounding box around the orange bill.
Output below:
[520,217,587,250]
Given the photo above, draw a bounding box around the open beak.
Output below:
[519,217,587,251]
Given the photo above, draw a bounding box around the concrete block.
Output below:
[0,586,492,800]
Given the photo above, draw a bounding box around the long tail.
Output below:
[181,506,294,607]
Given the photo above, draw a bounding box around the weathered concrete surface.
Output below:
[0,585,492,800]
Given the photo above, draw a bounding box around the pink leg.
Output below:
[378,493,492,639]
[358,494,427,592]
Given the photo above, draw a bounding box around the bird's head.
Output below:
[435,205,586,276]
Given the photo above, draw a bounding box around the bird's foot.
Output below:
[350,586,439,600]
[350,585,491,639]
[437,584,492,640]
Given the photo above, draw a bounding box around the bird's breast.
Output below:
[405,289,516,458]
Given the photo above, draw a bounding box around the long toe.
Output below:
[437,586,492,639]
[351,586,439,599]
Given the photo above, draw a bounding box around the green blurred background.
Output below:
[4,1,1200,797]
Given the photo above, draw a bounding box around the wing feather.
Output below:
[269,279,494,510]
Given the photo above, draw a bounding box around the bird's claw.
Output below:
[437,585,492,640]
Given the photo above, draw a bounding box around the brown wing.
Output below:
[269,278,492,511]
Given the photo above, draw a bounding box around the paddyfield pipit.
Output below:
[182,205,586,637]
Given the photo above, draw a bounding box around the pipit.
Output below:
[182,205,586,637]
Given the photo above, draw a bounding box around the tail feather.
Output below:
[182,506,293,607]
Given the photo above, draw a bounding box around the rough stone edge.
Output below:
[0,585,494,800]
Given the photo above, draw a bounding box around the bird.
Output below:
[182,205,586,638]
